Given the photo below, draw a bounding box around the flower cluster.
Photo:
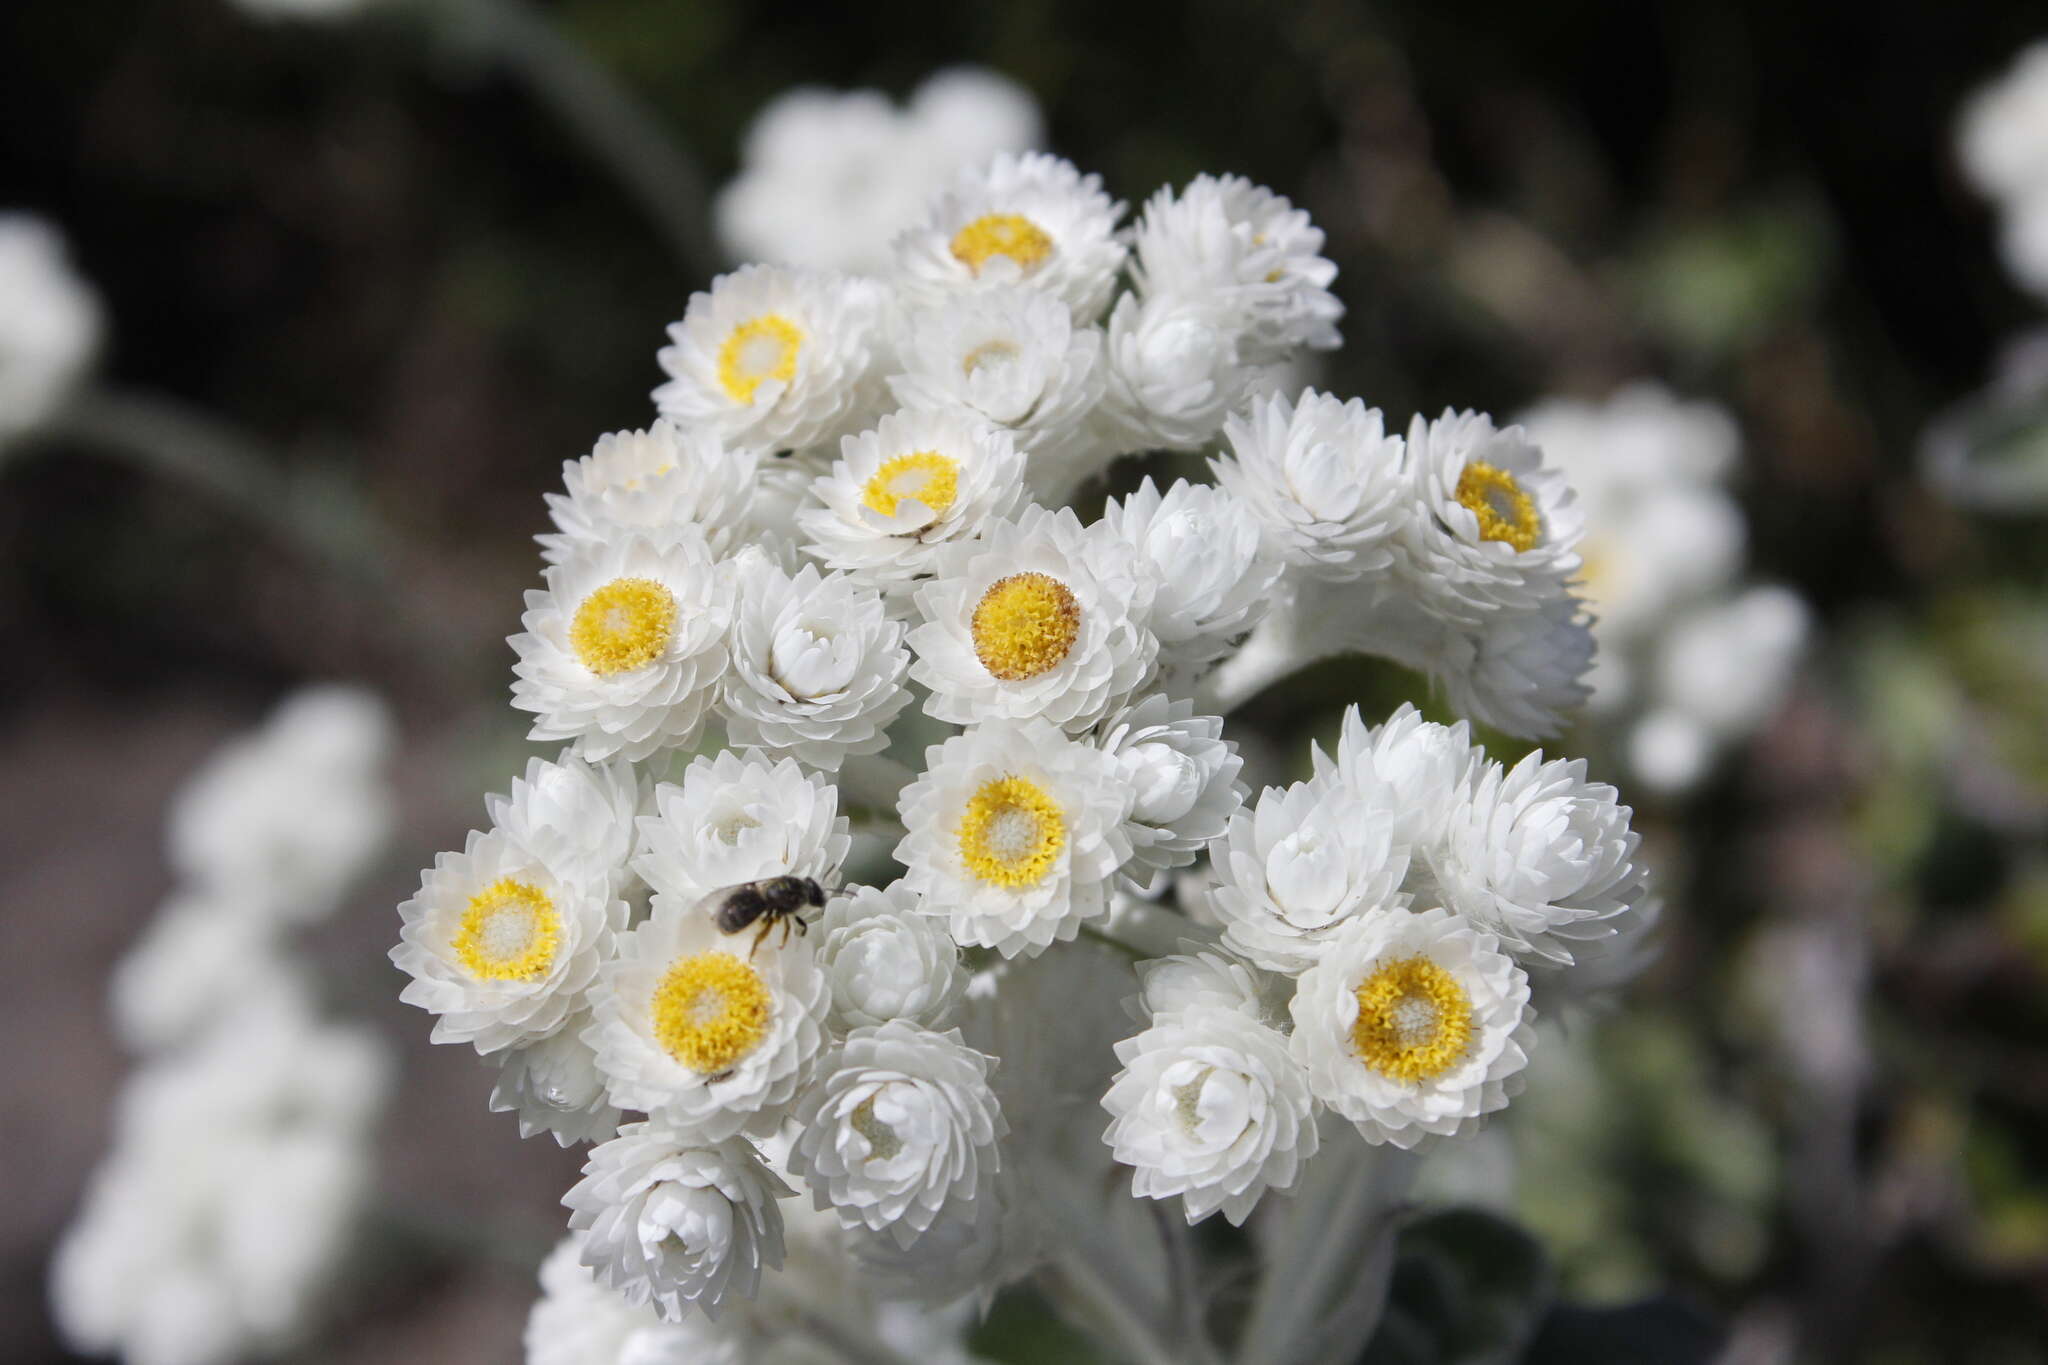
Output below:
[53,688,396,1365]
[1519,384,1809,792]
[392,128,1655,1357]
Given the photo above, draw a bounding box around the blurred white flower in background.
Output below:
[0,212,101,446]
[1519,383,1809,793]
[1960,41,2048,300]
[718,68,1043,277]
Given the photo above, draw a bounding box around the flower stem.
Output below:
[1150,1200,1226,1365]
[463,0,722,281]
[1235,1144,1416,1365]
[1037,1259,1183,1365]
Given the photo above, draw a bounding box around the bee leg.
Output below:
[748,917,774,959]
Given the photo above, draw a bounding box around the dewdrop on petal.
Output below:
[563,1121,791,1322]
[631,749,850,907]
[655,264,890,453]
[798,407,1030,597]
[540,420,762,564]
[896,717,1134,958]
[895,151,1128,324]
[510,530,734,763]
[587,889,830,1141]
[908,503,1159,734]
[816,883,969,1031]
[1208,774,1412,976]
[392,829,627,1055]
[1289,906,1534,1149]
[1212,389,1409,581]
[1102,1003,1318,1226]
[787,1021,1006,1249]
[721,550,913,771]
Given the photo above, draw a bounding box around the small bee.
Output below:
[701,875,826,957]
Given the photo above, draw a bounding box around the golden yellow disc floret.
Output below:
[651,951,772,1074]
[957,774,1066,888]
[861,451,961,524]
[570,577,677,676]
[1454,462,1542,553]
[950,213,1054,276]
[453,878,562,982]
[970,572,1080,681]
[1349,955,1475,1084]
[716,313,804,405]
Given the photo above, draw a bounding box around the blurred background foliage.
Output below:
[7,0,2048,1361]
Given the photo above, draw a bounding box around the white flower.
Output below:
[526,1235,737,1365]
[886,286,1105,474]
[1208,775,1410,975]
[1288,906,1534,1148]
[1649,585,1809,746]
[0,214,101,442]
[788,1021,1006,1248]
[631,748,850,906]
[817,882,969,1030]
[720,549,912,770]
[1130,173,1342,362]
[1097,288,1268,454]
[715,68,1041,276]
[1430,753,1648,967]
[109,890,286,1055]
[510,531,734,763]
[896,718,1134,958]
[485,751,644,892]
[392,829,626,1055]
[895,152,1127,324]
[798,407,1030,595]
[587,890,830,1141]
[1313,703,1481,854]
[1134,949,1282,1020]
[844,1166,1019,1305]
[1435,587,1597,740]
[1102,1004,1317,1225]
[165,685,394,923]
[1959,42,2048,205]
[908,504,1159,733]
[654,264,889,453]
[492,1009,622,1147]
[1098,477,1282,675]
[564,1121,791,1322]
[1212,388,1409,580]
[1095,695,1244,879]
[53,985,388,1365]
[1396,408,1583,626]
[539,421,761,564]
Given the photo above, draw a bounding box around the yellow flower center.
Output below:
[851,1092,903,1162]
[957,775,1065,888]
[970,572,1079,681]
[1350,955,1474,1084]
[570,577,677,676]
[651,951,772,1074]
[1454,462,1542,552]
[861,451,961,525]
[716,313,804,405]
[950,213,1054,276]
[962,339,1020,375]
[453,878,561,982]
